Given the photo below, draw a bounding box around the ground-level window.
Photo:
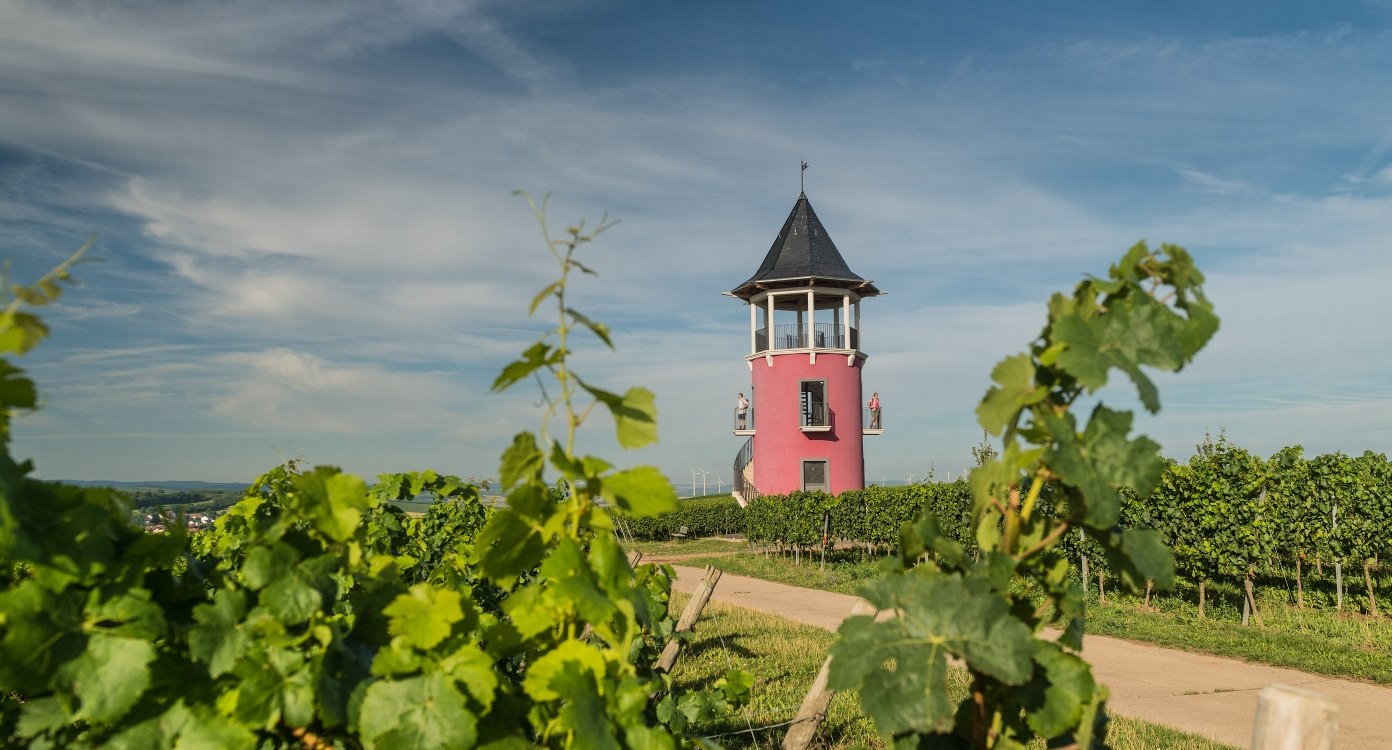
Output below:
[800,380,827,427]
[803,459,829,493]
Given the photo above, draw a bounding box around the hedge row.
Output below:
[745,481,976,554]
[609,494,746,540]
[738,438,1392,614]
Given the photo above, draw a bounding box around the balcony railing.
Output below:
[754,323,858,352]
[863,406,883,433]
[801,399,829,429]
[733,407,754,433]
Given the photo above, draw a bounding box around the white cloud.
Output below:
[5,1,1392,483]
[211,348,477,435]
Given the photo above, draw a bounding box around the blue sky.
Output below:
[3,1,1390,490]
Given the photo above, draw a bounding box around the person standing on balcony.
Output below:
[736,392,750,429]
[868,392,881,429]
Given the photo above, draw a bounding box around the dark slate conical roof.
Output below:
[729,193,880,300]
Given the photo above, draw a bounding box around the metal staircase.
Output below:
[731,437,760,507]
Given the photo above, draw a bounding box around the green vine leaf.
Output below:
[1108,527,1176,591]
[499,431,544,489]
[566,306,614,349]
[189,590,250,677]
[977,353,1044,435]
[831,572,1035,735]
[492,341,561,393]
[62,633,155,724]
[385,584,466,650]
[521,639,608,702]
[577,378,660,449]
[1021,641,1097,737]
[298,468,372,542]
[1043,406,1164,529]
[602,465,677,516]
[359,672,477,750]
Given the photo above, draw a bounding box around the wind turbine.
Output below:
[689,468,699,498]
[698,468,710,496]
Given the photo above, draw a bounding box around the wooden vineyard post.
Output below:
[780,601,877,750]
[1295,557,1304,609]
[1333,502,1344,612]
[654,565,722,674]
[1244,575,1262,627]
[1079,528,1089,597]
[1363,559,1379,617]
[812,514,824,573]
[1249,684,1337,750]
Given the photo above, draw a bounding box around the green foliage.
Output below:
[1151,434,1269,586]
[611,495,747,540]
[1131,437,1391,614]
[744,482,976,557]
[1,213,748,747]
[830,242,1218,748]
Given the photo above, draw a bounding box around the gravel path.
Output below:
[670,565,1392,749]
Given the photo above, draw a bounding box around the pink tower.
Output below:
[729,192,882,504]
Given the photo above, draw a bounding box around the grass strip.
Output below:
[625,537,748,557]
[1085,596,1392,684]
[668,593,1238,749]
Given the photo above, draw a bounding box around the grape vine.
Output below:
[827,242,1219,748]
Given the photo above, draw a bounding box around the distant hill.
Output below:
[58,480,250,491]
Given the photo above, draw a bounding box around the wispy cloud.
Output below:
[3,1,1390,481]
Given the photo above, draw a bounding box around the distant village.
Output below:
[114,487,243,532]
[138,511,220,534]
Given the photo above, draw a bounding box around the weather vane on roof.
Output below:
[800,160,809,193]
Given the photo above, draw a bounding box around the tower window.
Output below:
[800,380,827,428]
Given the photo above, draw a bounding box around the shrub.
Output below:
[611,494,746,540]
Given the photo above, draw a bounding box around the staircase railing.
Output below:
[732,437,760,503]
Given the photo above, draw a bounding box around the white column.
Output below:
[854,300,861,352]
[766,294,776,349]
[806,289,815,348]
[749,300,757,353]
[841,293,851,349]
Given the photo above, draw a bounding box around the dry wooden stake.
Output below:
[1363,560,1379,617]
[1244,576,1262,627]
[780,600,878,750]
[654,565,722,674]
[1295,557,1304,609]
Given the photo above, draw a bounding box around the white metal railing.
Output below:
[754,324,858,352]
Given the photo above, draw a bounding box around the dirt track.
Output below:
[671,565,1392,749]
